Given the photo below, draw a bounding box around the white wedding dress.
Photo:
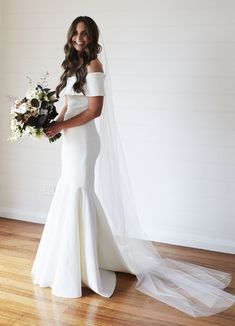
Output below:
[31,72,132,298]
[31,71,235,317]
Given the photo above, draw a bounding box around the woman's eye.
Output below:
[72,31,87,38]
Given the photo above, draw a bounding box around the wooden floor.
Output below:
[0,217,234,326]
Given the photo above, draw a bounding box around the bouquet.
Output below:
[8,72,61,143]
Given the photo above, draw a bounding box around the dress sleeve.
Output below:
[59,72,105,97]
[85,72,105,96]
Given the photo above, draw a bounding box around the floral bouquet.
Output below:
[8,72,61,143]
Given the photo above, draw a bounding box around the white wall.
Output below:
[0,1,2,108]
[0,2,4,210]
[0,0,235,254]
[0,0,3,106]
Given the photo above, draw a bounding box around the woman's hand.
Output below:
[44,121,64,138]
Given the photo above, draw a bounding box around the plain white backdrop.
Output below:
[0,0,234,253]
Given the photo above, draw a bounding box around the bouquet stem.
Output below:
[49,133,62,143]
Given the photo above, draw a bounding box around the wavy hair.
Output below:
[55,16,102,98]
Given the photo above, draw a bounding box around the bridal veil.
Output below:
[91,31,235,317]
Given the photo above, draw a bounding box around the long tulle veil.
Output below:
[94,32,235,317]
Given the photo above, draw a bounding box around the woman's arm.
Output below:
[62,96,103,128]
[44,96,103,138]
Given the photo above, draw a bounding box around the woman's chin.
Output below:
[74,46,86,54]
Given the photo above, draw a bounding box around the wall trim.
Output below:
[144,228,235,255]
[0,206,46,224]
[0,206,234,254]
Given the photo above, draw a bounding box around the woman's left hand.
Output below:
[44,121,64,138]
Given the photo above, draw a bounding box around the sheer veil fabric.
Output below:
[93,33,235,317]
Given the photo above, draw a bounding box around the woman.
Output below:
[31,16,131,298]
[31,16,235,317]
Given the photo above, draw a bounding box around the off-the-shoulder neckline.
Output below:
[87,71,105,75]
[68,72,105,78]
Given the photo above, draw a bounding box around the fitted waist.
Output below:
[65,95,89,119]
[67,94,88,109]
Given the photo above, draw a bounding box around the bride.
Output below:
[31,15,235,317]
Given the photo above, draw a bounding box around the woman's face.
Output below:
[71,21,91,53]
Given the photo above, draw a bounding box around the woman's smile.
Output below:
[72,21,90,52]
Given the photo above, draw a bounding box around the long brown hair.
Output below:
[55,16,102,98]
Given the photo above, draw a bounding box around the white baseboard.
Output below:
[0,206,234,254]
[144,228,235,255]
[0,206,46,224]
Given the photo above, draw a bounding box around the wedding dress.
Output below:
[31,72,132,298]
[31,70,235,317]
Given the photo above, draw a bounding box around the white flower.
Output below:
[17,103,28,114]
[29,107,38,116]
[8,119,23,141]
[14,99,21,106]
[25,126,32,135]
[11,105,16,114]
[10,119,16,130]
[25,87,39,99]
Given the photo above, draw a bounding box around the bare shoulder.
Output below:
[87,58,104,73]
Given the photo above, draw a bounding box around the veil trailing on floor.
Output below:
[94,32,235,317]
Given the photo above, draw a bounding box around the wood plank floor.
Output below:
[0,216,234,326]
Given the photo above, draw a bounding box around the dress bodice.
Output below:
[60,72,105,119]
[60,72,105,97]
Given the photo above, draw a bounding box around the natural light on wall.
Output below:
[0,0,234,254]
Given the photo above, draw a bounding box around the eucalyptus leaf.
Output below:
[47,91,56,97]
[37,115,47,126]
[15,114,23,122]
[40,100,49,109]
[48,106,58,119]
[27,116,37,126]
